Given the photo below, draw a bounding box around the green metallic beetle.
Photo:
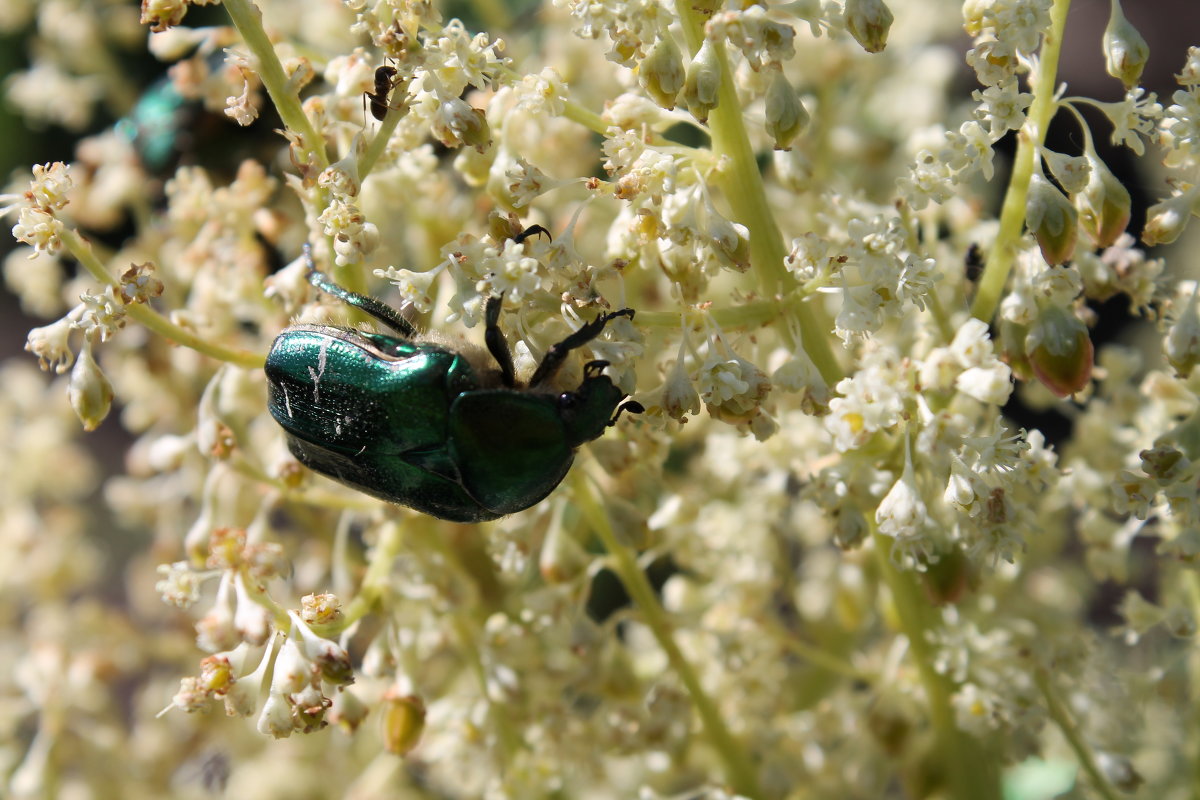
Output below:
[265,239,642,522]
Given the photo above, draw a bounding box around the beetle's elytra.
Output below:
[265,239,641,522]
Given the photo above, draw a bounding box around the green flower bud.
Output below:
[1142,189,1199,247]
[1165,286,1200,378]
[539,508,589,583]
[845,0,894,54]
[1026,304,1093,397]
[764,70,809,150]
[382,690,426,756]
[1026,173,1078,265]
[1076,151,1131,247]
[639,36,685,110]
[1103,0,1149,89]
[682,38,721,122]
[69,338,113,431]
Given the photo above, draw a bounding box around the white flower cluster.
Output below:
[5,0,1200,797]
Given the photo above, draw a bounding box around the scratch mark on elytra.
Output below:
[282,385,294,418]
[308,339,329,402]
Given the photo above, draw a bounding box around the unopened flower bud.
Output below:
[1026,174,1078,265]
[382,690,426,756]
[1026,304,1093,397]
[1103,0,1149,89]
[845,0,894,54]
[68,338,113,431]
[1165,285,1200,378]
[662,331,701,421]
[257,691,295,738]
[539,511,588,582]
[639,36,685,110]
[765,71,808,150]
[1142,190,1197,246]
[329,688,369,733]
[1139,443,1189,484]
[682,38,721,122]
[25,317,75,374]
[1076,151,1130,247]
[431,98,491,152]
[1041,149,1089,195]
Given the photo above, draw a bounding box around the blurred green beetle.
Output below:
[265,235,642,522]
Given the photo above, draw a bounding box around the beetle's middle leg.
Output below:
[303,244,416,338]
[484,295,517,388]
[528,308,635,388]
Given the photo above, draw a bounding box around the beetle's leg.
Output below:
[529,308,635,388]
[609,399,645,426]
[512,224,551,245]
[303,244,416,338]
[484,295,517,388]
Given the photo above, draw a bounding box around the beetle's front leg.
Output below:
[528,308,635,388]
[303,244,416,338]
[484,295,517,388]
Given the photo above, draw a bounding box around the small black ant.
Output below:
[365,63,404,122]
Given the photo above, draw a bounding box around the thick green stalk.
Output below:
[63,230,266,369]
[573,471,764,798]
[871,530,1001,800]
[223,0,329,171]
[1034,669,1121,800]
[970,0,1071,322]
[676,10,841,386]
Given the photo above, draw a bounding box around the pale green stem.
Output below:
[238,567,293,630]
[333,520,408,631]
[762,616,873,683]
[1183,572,1200,791]
[871,529,1000,800]
[970,0,1071,322]
[62,230,266,369]
[925,288,955,343]
[223,0,329,171]
[676,9,841,387]
[226,457,379,511]
[1034,668,1122,800]
[448,612,523,762]
[572,469,764,799]
[468,0,513,35]
[359,104,404,180]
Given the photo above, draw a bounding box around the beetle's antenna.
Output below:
[484,295,517,388]
[303,244,416,338]
[528,308,635,387]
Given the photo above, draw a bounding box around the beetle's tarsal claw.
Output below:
[529,307,637,387]
[513,224,552,245]
[584,360,610,378]
[609,399,644,426]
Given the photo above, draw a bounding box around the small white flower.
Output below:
[12,207,64,256]
[156,561,204,608]
[376,260,446,314]
[224,78,260,126]
[876,439,928,542]
[25,316,75,374]
[28,162,72,211]
[76,286,127,342]
[956,363,1014,405]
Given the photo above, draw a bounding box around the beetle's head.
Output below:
[558,361,642,446]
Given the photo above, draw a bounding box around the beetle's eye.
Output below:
[558,392,578,410]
